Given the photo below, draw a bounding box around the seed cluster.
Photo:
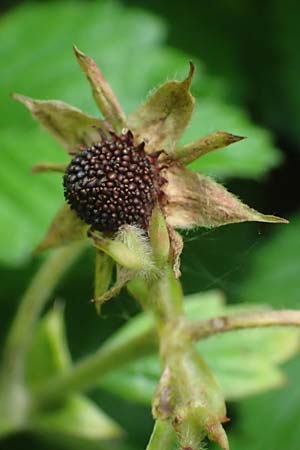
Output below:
[63,130,157,232]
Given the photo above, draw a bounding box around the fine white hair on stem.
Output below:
[116,224,159,279]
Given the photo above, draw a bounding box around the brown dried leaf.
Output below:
[127,63,195,153]
[163,164,288,229]
[74,46,126,131]
[36,205,88,252]
[13,94,103,154]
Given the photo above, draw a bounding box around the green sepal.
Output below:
[146,420,176,450]
[149,205,170,267]
[93,250,114,313]
[93,266,132,311]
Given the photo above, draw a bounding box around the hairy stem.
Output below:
[1,243,85,390]
[190,310,300,341]
[131,266,229,450]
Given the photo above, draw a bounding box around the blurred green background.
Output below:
[0,1,299,449]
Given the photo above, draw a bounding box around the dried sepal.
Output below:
[173,131,245,165]
[168,226,183,278]
[152,366,173,420]
[36,204,88,252]
[73,45,126,132]
[12,94,103,154]
[127,63,195,153]
[32,162,68,174]
[163,164,288,229]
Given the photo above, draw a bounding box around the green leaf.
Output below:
[230,359,300,450]
[238,215,300,307]
[229,215,300,450]
[99,291,299,403]
[0,129,66,266]
[250,0,300,146]
[1,1,281,266]
[26,306,71,387]
[198,325,299,400]
[29,395,123,450]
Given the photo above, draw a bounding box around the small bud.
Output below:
[168,348,229,450]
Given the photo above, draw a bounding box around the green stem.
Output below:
[190,309,300,341]
[129,266,184,329]
[134,265,229,450]
[2,242,85,389]
[146,420,175,450]
[31,312,155,409]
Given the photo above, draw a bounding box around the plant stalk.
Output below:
[31,312,155,409]
[190,310,300,341]
[1,242,85,390]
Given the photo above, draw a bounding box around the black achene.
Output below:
[63,130,157,232]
